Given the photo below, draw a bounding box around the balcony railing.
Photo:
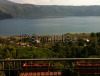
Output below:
[0,58,100,76]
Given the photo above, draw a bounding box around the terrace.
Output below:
[0,58,100,76]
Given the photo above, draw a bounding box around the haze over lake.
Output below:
[0,16,100,35]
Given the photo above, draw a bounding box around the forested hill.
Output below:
[0,0,100,18]
[0,10,13,19]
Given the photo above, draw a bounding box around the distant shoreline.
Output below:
[0,32,93,37]
[1,15,100,20]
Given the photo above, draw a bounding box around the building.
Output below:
[19,63,61,76]
[77,62,100,74]
[33,39,40,44]
[83,38,90,42]
[17,42,27,46]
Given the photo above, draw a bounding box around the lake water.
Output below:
[0,16,100,35]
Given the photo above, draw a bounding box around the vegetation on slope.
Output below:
[0,0,100,18]
[0,10,12,19]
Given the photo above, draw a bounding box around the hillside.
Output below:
[0,10,12,19]
[0,0,100,18]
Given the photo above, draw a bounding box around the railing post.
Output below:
[8,63,10,76]
[20,61,21,69]
[14,61,15,69]
[2,62,5,76]
[2,62,4,70]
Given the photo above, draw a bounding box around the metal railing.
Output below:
[0,58,100,76]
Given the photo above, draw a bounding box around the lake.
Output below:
[0,16,100,35]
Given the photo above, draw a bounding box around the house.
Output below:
[33,39,40,44]
[84,43,87,46]
[19,63,61,76]
[83,38,89,42]
[77,62,100,74]
[17,42,27,46]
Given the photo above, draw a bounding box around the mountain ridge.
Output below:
[0,0,100,19]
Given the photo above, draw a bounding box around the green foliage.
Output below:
[0,32,100,59]
[0,37,5,44]
[0,10,12,19]
[0,33,100,76]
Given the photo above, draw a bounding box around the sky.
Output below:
[8,0,100,6]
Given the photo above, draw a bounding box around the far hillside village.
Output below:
[0,33,91,47]
[0,32,100,59]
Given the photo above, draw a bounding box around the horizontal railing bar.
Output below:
[1,68,100,71]
[0,58,100,62]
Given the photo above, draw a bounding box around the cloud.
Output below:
[8,0,100,6]
[34,0,66,5]
[66,0,100,6]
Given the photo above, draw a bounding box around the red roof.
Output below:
[19,72,61,76]
[77,62,100,74]
[20,63,61,75]
[23,63,50,67]
[77,62,100,66]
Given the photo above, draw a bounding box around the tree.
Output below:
[90,32,96,37]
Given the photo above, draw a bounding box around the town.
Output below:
[0,32,100,76]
